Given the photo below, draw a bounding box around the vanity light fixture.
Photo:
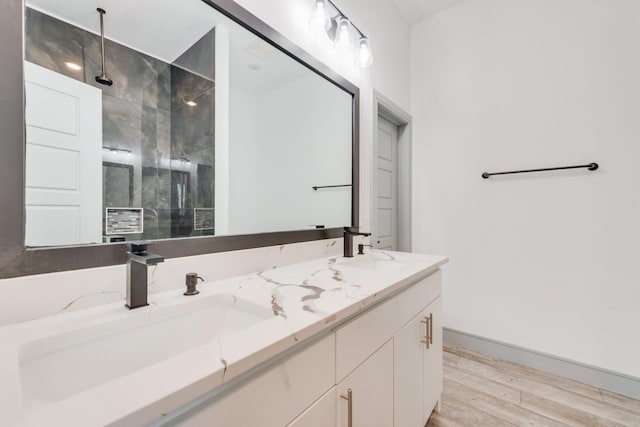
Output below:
[102,146,132,155]
[355,36,373,68]
[65,61,82,71]
[170,156,192,172]
[333,16,352,52]
[309,0,331,35]
[309,0,373,68]
[174,156,191,165]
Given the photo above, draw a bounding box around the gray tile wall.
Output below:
[25,8,215,240]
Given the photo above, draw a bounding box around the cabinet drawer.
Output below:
[335,269,441,382]
[174,333,335,427]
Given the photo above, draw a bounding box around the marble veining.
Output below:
[0,250,447,426]
[217,337,229,380]
[327,258,345,281]
[0,239,345,327]
[57,290,124,314]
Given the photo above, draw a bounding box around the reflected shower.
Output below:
[95,7,113,86]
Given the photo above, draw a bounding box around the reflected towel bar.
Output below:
[482,162,599,179]
[312,184,352,191]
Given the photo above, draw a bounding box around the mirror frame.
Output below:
[0,0,359,279]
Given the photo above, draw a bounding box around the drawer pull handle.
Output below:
[341,388,353,427]
[429,313,433,346]
[421,316,430,349]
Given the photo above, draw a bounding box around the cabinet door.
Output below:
[423,296,443,423]
[287,387,337,427]
[337,340,393,427]
[335,270,441,382]
[394,312,425,427]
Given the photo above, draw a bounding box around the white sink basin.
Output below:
[18,293,272,408]
[340,255,406,272]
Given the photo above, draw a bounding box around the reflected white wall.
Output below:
[228,73,352,235]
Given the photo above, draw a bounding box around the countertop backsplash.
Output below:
[0,238,345,327]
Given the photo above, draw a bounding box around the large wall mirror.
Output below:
[0,0,359,278]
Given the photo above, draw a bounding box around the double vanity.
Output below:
[0,250,447,426]
[1,0,446,425]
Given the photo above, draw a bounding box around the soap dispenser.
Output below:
[184,273,204,296]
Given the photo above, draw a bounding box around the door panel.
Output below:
[337,340,393,427]
[423,296,443,423]
[394,313,424,427]
[375,116,398,250]
[25,206,81,244]
[24,61,102,246]
[26,144,80,190]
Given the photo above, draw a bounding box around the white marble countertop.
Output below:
[0,250,447,426]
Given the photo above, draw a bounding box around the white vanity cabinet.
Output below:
[422,296,443,422]
[287,388,337,427]
[173,334,336,427]
[394,310,427,427]
[336,339,394,427]
[165,268,443,427]
[334,269,442,427]
[394,296,443,427]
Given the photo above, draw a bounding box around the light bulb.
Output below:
[334,16,351,52]
[65,61,82,71]
[309,0,330,35]
[355,36,373,68]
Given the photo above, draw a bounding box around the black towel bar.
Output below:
[482,162,598,179]
[312,184,352,191]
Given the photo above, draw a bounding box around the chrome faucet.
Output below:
[126,242,164,309]
[343,227,371,258]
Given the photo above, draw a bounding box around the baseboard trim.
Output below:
[443,328,640,400]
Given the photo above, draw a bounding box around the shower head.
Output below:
[95,8,113,86]
[95,74,113,86]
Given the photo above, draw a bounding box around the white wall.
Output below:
[255,74,351,231]
[229,86,260,234]
[411,0,640,377]
[0,0,410,326]
[229,74,352,234]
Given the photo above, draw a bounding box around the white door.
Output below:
[24,62,102,246]
[394,312,426,427]
[336,339,394,427]
[423,296,443,423]
[374,116,398,250]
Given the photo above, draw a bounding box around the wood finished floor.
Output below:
[427,344,640,427]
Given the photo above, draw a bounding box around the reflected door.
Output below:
[24,62,102,246]
[374,116,398,250]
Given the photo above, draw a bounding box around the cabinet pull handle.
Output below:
[429,313,433,346]
[421,316,429,348]
[341,388,353,427]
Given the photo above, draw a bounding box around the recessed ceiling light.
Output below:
[65,62,82,71]
[185,100,198,107]
[245,39,278,60]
